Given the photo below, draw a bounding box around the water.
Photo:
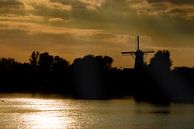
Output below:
[0,94,194,129]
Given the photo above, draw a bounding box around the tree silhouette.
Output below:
[38,52,53,72]
[103,56,113,70]
[0,58,18,72]
[0,50,194,103]
[29,51,39,67]
[149,50,172,71]
[53,56,69,72]
[144,50,173,104]
[71,55,113,99]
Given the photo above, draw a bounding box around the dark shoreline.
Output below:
[0,91,194,106]
[1,51,194,104]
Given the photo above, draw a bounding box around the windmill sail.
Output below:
[121,35,154,69]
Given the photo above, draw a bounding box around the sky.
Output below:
[0,0,194,68]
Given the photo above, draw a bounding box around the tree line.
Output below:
[0,50,194,103]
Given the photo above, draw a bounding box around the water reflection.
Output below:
[135,103,171,114]
[0,96,77,129]
[1,95,194,129]
[22,99,75,129]
[27,112,72,129]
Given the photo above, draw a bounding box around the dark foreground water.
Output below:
[0,94,194,129]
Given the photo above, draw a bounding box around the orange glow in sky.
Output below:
[0,0,194,68]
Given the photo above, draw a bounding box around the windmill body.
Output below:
[122,36,154,70]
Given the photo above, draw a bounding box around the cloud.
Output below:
[0,0,72,19]
[91,33,116,39]
[0,15,45,23]
[49,17,64,22]
[0,19,101,37]
[0,0,23,8]
[129,0,194,18]
[0,0,25,14]
[21,0,72,12]
[79,0,106,10]
[147,0,194,4]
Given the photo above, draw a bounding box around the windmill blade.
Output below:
[143,50,155,53]
[137,35,140,50]
[121,51,136,54]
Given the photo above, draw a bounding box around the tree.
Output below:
[53,56,69,72]
[149,50,172,71]
[104,56,113,70]
[29,51,39,67]
[0,58,18,72]
[38,52,53,72]
[71,55,114,99]
[147,50,173,103]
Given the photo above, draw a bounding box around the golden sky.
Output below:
[0,0,194,68]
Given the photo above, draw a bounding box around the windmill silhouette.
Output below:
[122,36,154,70]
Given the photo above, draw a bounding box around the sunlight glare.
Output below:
[29,113,70,129]
[22,98,75,129]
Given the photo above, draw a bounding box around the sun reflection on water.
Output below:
[27,112,73,129]
[1,95,194,129]
[21,98,75,129]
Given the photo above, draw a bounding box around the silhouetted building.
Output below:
[122,36,154,70]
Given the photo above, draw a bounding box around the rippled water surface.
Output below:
[0,94,194,129]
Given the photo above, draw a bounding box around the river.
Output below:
[0,94,194,129]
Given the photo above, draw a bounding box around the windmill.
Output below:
[121,36,154,70]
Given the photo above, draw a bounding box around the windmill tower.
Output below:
[122,36,154,70]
